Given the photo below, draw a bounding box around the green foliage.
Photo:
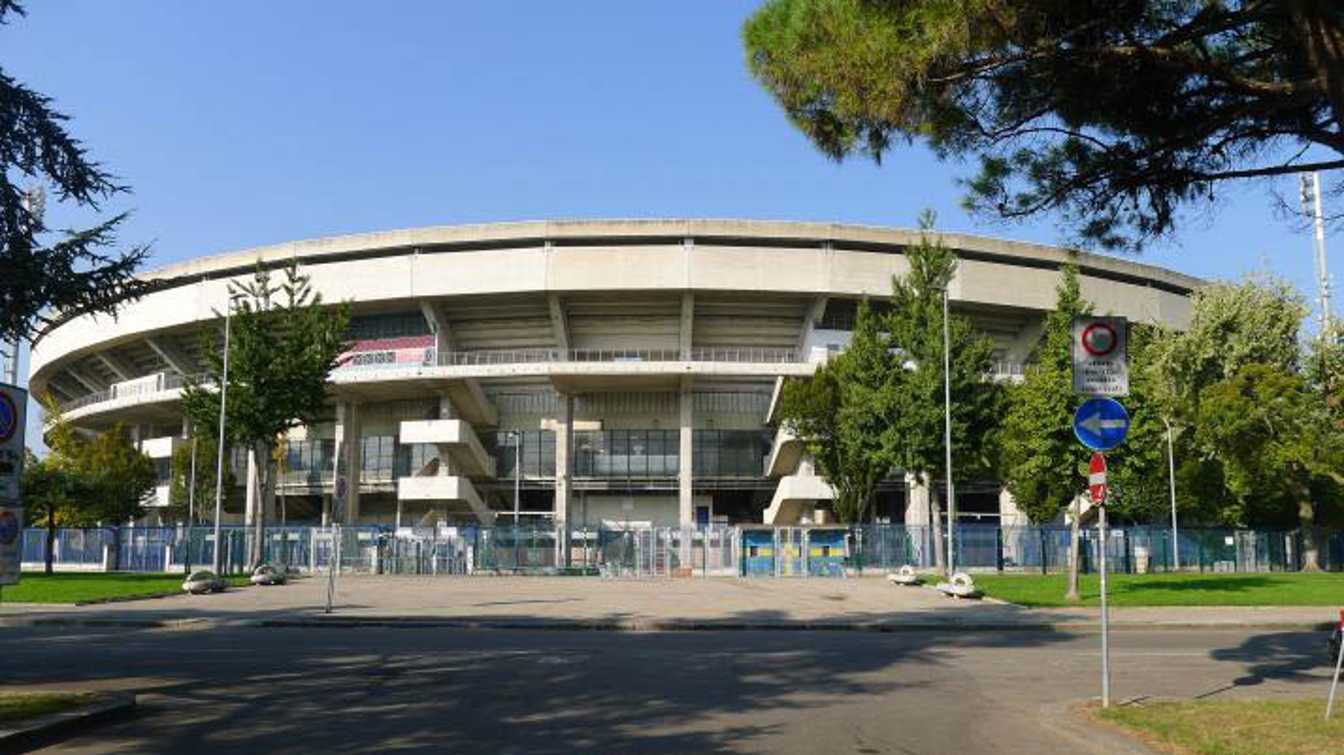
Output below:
[77,427,156,524]
[181,259,348,563]
[1148,277,1307,419]
[183,260,350,455]
[1103,325,1180,523]
[778,300,892,522]
[1000,263,1090,523]
[744,0,1344,251]
[1196,364,1344,534]
[21,449,87,529]
[1145,276,1341,532]
[166,435,232,525]
[883,223,1002,489]
[0,1,150,346]
[29,397,155,526]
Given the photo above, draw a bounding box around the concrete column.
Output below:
[678,388,694,526]
[321,495,331,526]
[336,401,363,524]
[553,395,572,524]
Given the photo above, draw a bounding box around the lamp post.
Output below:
[943,285,956,574]
[210,305,231,575]
[512,430,522,525]
[1163,417,1179,571]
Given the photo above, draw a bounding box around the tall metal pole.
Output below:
[513,431,522,525]
[1099,493,1112,708]
[185,434,197,575]
[188,436,198,525]
[1164,418,1179,571]
[943,285,956,573]
[1302,172,1332,331]
[210,306,232,575]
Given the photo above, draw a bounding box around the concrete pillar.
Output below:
[321,495,331,526]
[554,395,572,525]
[336,401,363,524]
[678,388,694,526]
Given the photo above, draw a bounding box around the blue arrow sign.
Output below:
[1073,397,1130,451]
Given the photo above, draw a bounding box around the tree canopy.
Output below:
[999,262,1091,524]
[1,1,150,347]
[744,0,1344,251]
[181,260,348,566]
[778,300,892,523]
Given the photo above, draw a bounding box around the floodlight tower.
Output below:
[1300,172,1333,331]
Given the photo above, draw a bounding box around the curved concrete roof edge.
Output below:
[145,218,1205,292]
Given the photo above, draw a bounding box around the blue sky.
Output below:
[3,1,1335,445]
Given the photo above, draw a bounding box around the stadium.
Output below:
[27,219,1200,531]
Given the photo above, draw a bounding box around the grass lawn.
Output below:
[1097,698,1344,755]
[0,692,97,725]
[975,572,1344,607]
[0,572,250,604]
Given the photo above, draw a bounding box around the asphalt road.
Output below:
[1,625,1332,754]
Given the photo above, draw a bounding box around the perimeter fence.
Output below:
[18,523,1344,577]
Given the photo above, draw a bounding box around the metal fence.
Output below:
[18,523,1344,577]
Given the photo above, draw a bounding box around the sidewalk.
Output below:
[2,575,1337,631]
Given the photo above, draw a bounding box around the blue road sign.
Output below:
[1073,397,1130,451]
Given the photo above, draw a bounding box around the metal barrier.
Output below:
[17,523,1344,576]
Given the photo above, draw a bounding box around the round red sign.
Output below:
[1081,322,1118,357]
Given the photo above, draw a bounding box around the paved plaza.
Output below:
[1,575,1335,630]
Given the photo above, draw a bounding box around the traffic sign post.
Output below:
[1073,317,1129,396]
[1094,451,1112,709]
[0,383,26,590]
[1074,400,1126,709]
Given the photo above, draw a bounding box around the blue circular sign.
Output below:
[1073,398,1130,451]
[0,393,15,444]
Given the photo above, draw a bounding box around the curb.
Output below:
[0,615,1334,632]
[251,616,1339,632]
[0,692,136,752]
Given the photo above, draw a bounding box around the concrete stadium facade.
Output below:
[28,219,1200,530]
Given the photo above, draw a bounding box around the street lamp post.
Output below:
[210,306,231,575]
[943,285,956,574]
[512,430,522,525]
[1163,417,1179,571]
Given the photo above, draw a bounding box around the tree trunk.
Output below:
[1299,493,1321,572]
[930,483,947,576]
[247,441,271,569]
[44,514,55,575]
[1294,0,1344,135]
[1066,496,1081,602]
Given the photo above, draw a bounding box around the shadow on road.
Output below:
[2,606,1074,754]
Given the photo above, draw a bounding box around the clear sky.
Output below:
[3,1,1335,445]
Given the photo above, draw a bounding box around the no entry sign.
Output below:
[1089,452,1107,505]
[1073,317,1129,396]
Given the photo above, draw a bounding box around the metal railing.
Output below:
[21,523,1344,577]
[56,347,805,414]
[436,347,800,366]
